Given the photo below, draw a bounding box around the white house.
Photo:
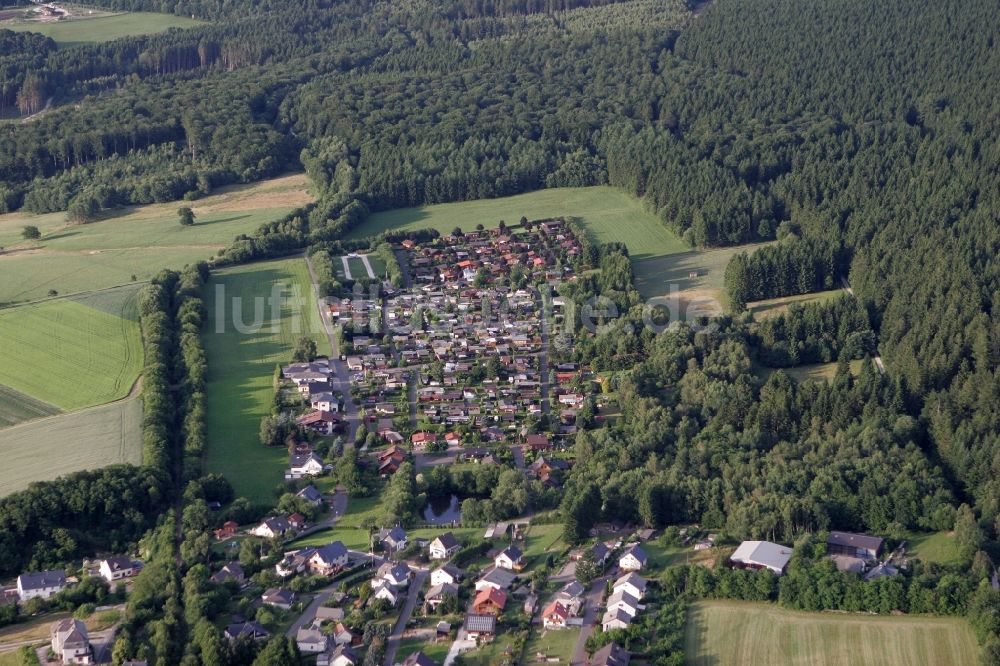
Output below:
[374,562,410,588]
[372,581,401,606]
[428,532,461,560]
[251,516,291,539]
[261,588,296,610]
[618,545,647,572]
[475,567,516,592]
[601,608,633,632]
[320,644,359,666]
[17,570,67,601]
[612,573,646,601]
[296,627,329,654]
[494,545,525,571]
[606,590,641,617]
[542,600,569,629]
[310,392,340,413]
[50,618,91,664]
[431,564,462,587]
[297,485,324,507]
[729,540,793,575]
[289,453,325,478]
[308,542,350,576]
[424,582,459,611]
[99,556,135,582]
[379,526,408,551]
[554,580,585,616]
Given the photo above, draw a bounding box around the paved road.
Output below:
[570,576,609,665]
[285,584,340,638]
[304,253,361,445]
[383,570,428,666]
[537,289,552,416]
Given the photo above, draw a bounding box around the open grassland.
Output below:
[0,285,141,410]
[5,10,203,47]
[202,258,326,502]
[0,384,60,428]
[756,359,864,385]
[0,174,313,304]
[0,395,142,496]
[748,289,845,319]
[684,600,979,666]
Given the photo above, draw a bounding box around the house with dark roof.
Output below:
[251,516,291,539]
[431,564,462,587]
[495,545,525,571]
[429,532,461,559]
[463,613,497,638]
[261,588,296,610]
[211,562,245,586]
[827,532,884,560]
[50,618,91,664]
[401,652,437,666]
[590,642,630,666]
[319,643,359,666]
[424,582,459,611]
[297,485,324,506]
[475,567,516,591]
[380,526,408,551]
[296,626,329,653]
[99,556,135,582]
[17,570,67,601]
[225,621,269,641]
[618,545,647,572]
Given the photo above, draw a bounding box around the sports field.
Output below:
[0,395,142,496]
[5,11,203,47]
[202,258,327,502]
[684,600,979,666]
[748,289,845,319]
[0,285,142,410]
[0,174,313,304]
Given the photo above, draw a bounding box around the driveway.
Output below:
[285,585,339,638]
[570,576,609,665]
[383,570,428,666]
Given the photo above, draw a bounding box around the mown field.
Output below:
[0,384,60,428]
[684,600,979,666]
[756,359,864,385]
[5,11,203,47]
[748,289,845,319]
[0,174,313,304]
[202,258,327,502]
[905,531,962,566]
[0,285,142,410]
[0,395,142,496]
[524,626,580,664]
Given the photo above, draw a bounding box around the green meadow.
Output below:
[5,11,203,48]
[202,258,327,502]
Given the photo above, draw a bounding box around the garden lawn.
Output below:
[524,626,580,663]
[396,636,452,664]
[0,285,142,409]
[0,395,142,496]
[684,600,979,666]
[202,258,327,502]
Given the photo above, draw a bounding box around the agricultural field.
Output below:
[0,173,313,304]
[684,600,979,666]
[4,9,203,47]
[202,258,327,502]
[748,289,845,319]
[0,395,142,496]
[0,285,142,410]
[0,384,60,428]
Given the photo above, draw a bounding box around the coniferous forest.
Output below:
[0,0,998,662]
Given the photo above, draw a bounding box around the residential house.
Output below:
[606,590,641,617]
[473,587,507,614]
[332,623,354,646]
[542,601,569,629]
[214,520,239,540]
[261,588,296,610]
[554,581,585,616]
[99,556,135,582]
[463,614,497,639]
[428,532,461,560]
[380,526,408,551]
[50,618,91,664]
[827,532,884,560]
[289,452,325,478]
[729,540,793,575]
[374,561,411,588]
[316,606,345,623]
[431,565,462,587]
[524,434,551,452]
[225,621,269,641]
[211,562,245,586]
[494,546,525,571]
[372,581,402,606]
[590,642,630,666]
[251,516,291,539]
[17,570,67,601]
[296,627,329,653]
[475,567,516,592]
[401,652,437,666]
[308,542,350,575]
[310,392,340,412]
[591,542,612,566]
[424,583,459,611]
[319,644,359,666]
[618,545,647,572]
[288,513,307,531]
[297,485,324,507]
[296,411,342,436]
[411,431,438,449]
[601,608,632,632]
[612,573,646,601]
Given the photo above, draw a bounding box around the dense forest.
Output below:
[0,0,998,661]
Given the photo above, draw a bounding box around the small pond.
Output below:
[423,494,462,524]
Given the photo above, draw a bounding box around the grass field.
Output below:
[0,394,142,496]
[748,289,845,319]
[202,258,327,502]
[0,285,142,410]
[905,531,962,566]
[524,626,580,664]
[684,600,979,666]
[5,10,203,47]
[0,174,313,304]
[756,359,864,384]
[396,636,451,664]
[0,384,60,428]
